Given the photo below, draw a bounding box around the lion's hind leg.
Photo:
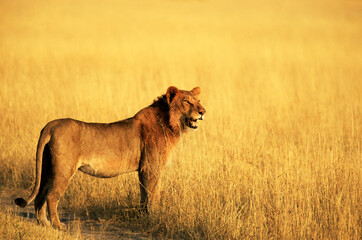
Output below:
[45,154,78,230]
[34,185,51,227]
[46,175,73,230]
[35,199,50,226]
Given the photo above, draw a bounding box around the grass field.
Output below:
[0,0,361,239]
[0,209,79,240]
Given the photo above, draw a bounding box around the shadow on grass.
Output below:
[72,196,147,225]
[0,188,152,240]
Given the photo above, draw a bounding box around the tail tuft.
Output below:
[15,198,28,208]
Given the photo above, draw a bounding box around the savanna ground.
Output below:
[0,0,361,239]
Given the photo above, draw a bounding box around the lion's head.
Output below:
[166,86,206,131]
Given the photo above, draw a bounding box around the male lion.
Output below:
[15,86,206,230]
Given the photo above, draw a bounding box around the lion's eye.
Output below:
[183,100,191,104]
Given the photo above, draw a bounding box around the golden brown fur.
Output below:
[15,86,206,230]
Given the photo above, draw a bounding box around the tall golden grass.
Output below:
[0,0,361,239]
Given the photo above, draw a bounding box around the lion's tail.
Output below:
[15,127,51,208]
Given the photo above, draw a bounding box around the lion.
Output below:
[15,86,206,230]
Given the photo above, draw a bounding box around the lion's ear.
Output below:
[166,86,179,104]
[191,87,201,96]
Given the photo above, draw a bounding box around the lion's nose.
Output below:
[199,109,206,115]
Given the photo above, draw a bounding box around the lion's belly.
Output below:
[78,155,140,178]
[75,120,141,178]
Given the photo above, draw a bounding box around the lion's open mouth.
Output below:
[186,115,204,129]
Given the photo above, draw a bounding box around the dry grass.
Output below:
[0,0,361,239]
[0,209,80,240]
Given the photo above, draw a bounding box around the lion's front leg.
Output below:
[138,169,161,213]
[138,135,170,213]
